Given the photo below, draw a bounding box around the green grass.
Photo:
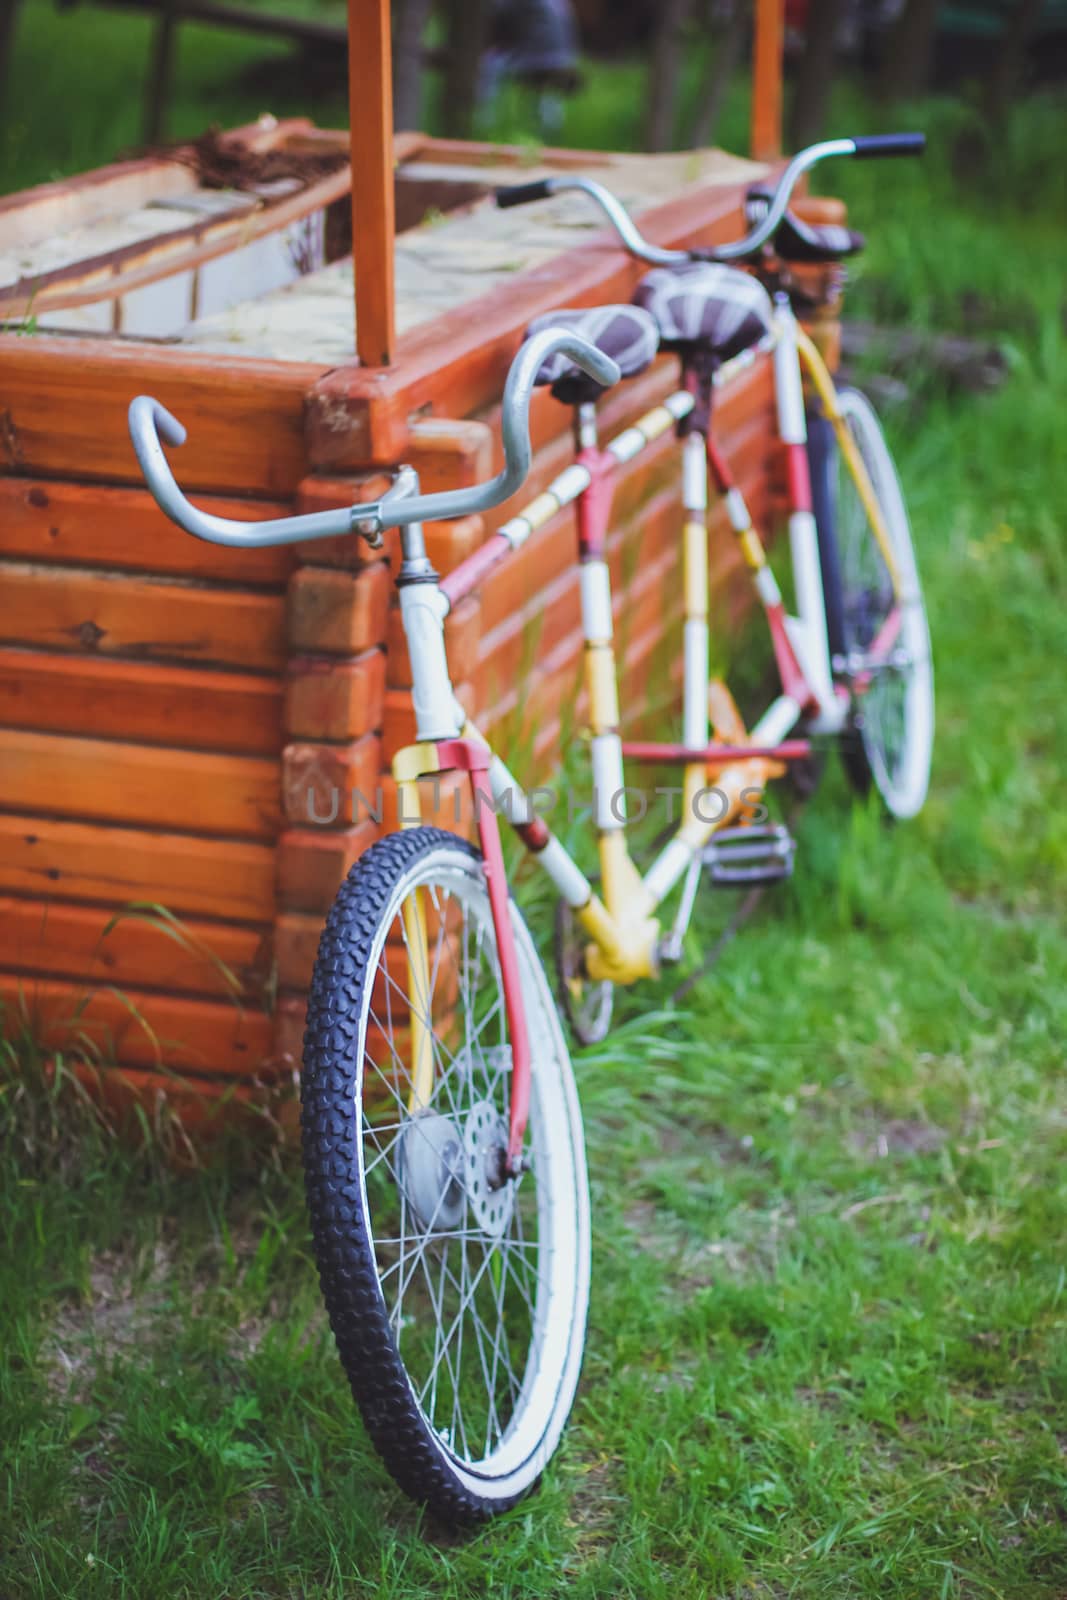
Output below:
[3,18,1067,1596]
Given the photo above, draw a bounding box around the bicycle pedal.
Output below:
[702,823,796,885]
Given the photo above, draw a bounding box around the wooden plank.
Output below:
[274,910,326,992]
[383,516,485,581]
[386,593,481,689]
[475,360,667,503]
[476,488,684,691]
[281,735,381,828]
[0,166,355,321]
[444,371,776,643]
[378,770,474,836]
[294,472,391,570]
[0,562,286,671]
[0,973,273,1076]
[0,648,284,755]
[0,336,324,493]
[479,351,773,517]
[275,820,379,912]
[0,896,272,1001]
[295,478,483,576]
[0,813,275,921]
[285,650,386,741]
[0,156,199,249]
[273,995,309,1069]
[751,0,785,162]
[274,910,462,998]
[348,0,396,366]
[273,998,443,1074]
[406,415,494,491]
[382,679,477,761]
[398,136,620,171]
[0,729,281,838]
[287,561,392,654]
[67,1064,281,1134]
[306,182,763,468]
[480,488,772,748]
[0,477,296,583]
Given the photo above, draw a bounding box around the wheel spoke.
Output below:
[831,394,932,817]
[302,836,587,1506]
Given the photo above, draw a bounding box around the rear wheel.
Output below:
[554,894,614,1046]
[811,389,934,819]
[301,826,590,1523]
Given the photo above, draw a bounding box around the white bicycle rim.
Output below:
[838,387,934,819]
[355,845,591,1504]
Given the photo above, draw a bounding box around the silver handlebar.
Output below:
[530,138,858,266]
[128,327,621,550]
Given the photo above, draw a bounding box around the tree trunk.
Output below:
[689,1,747,149]
[0,0,22,115]
[986,0,1042,124]
[439,0,491,139]
[392,0,432,131]
[878,0,938,103]
[789,0,848,148]
[644,0,692,152]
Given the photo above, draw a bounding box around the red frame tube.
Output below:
[704,433,817,712]
[440,531,513,609]
[786,441,814,513]
[576,444,615,558]
[621,739,811,763]
[435,737,531,1171]
[851,606,902,694]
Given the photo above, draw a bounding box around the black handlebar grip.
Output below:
[850,132,926,159]
[495,179,555,208]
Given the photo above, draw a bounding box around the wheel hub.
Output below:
[463,1100,515,1238]
[398,1110,466,1233]
[397,1100,516,1238]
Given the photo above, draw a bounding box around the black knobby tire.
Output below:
[301,825,590,1523]
[809,409,870,793]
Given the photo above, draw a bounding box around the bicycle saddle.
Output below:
[632,262,772,363]
[525,304,659,404]
[742,186,866,263]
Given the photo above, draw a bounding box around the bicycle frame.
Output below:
[130,135,924,1178]
[392,301,905,1162]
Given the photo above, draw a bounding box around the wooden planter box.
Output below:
[0,117,844,1128]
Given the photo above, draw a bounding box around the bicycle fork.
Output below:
[391,505,533,1175]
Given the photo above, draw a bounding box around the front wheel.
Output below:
[810,388,934,820]
[301,826,590,1523]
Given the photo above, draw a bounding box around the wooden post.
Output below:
[348,0,396,366]
[750,0,784,162]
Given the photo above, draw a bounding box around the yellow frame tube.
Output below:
[796,326,902,595]
[391,742,440,1113]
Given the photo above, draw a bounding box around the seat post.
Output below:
[574,400,598,452]
[679,367,712,826]
[678,350,717,441]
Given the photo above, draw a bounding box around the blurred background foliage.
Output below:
[1,0,1065,204]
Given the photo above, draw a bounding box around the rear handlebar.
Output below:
[495,133,926,266]
[128,327,621,550]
